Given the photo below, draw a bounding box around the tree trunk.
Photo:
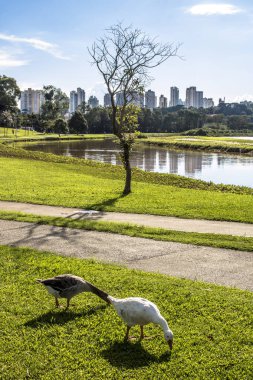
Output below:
[122,143,131,195]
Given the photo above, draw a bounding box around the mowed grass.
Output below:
[142,135,253,155]
[0,151,252,223]
[0,245,252,379]
[0,127,39,139]
[0,128,112,141]
[1,210,253,252]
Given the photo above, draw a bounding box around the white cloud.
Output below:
[86,82,107,101]
[0,50,28,67]
[186,3,243,16]
[0,33,70,60]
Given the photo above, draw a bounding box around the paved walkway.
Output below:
[1,201,253,237]
[0,219,253,291]
[0,201,252,291]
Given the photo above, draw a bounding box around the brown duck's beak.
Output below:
[168,340,173,350]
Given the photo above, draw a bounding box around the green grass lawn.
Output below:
[0,245,252,379]
[0,128,112,142]
[0,145,252,223]
[141,135,253,155]
[0,127,39,139]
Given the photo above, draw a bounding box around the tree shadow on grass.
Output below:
[24,304,107,328]
[78,194,129,214]
[101,341,171,369]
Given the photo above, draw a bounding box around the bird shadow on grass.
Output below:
[101,341,171,369]
[24,304,107,328]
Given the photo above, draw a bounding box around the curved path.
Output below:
[0,201,253,237]
[0,201,252,292]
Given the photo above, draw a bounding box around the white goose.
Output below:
[36,274,110,309]
[108,296,173,349]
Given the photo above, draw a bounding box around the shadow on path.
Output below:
[8,222,81,247]
[54,194,129,221]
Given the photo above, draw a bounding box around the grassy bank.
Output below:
[1,210,253,251]
[0,245,252,379]
[0,128,112,142]
[0,144,252,223]
[1,130,253,155]
[140,135,253,155]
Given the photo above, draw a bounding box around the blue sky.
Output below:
[0,0,252,104]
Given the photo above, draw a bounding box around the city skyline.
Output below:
[1,0,253,104]
[19,85,217,113]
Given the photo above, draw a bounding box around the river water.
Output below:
[23,139,253,187]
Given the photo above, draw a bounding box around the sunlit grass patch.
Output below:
[0,245,252,379]
[0,147,252,223]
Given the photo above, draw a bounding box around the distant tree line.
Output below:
[1,74,253,137]
[30,102,253,136]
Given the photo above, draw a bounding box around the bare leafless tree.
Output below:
[89,24,179,194]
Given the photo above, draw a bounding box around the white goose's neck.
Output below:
[158,316,171,334]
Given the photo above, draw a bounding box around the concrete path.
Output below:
[1,201,253,237]
[0,219,252,291]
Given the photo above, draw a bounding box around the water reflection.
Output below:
[23,139,253,187]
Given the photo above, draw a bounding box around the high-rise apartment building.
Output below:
[77,87,85,105]
[196,91,203,108]
[69,87,85,113]
[185,87,204,108]
[104,93,111,107]
[20,88,44,114]
[185,86,197,108]
[159,95,167,108]
[116,91,124,106]
[169,87,179,107]
[88,95,99,108]
[69,91,78,114]
[145,89,157,109]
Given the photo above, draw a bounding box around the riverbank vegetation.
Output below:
[138,134,253,155]
[1,245,252,379]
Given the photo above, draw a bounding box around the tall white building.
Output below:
[69,87,85,113]
[77,87,85,105]
[185,87,204,108]
[159,95,167,108]
[185,86,197,108]
[169,87,179,107]
[20,88,44,114]
[70,91,78,114]
[196,91,203,108]
[145,89,157,109]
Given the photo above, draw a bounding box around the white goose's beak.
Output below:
[168,339,173,350]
